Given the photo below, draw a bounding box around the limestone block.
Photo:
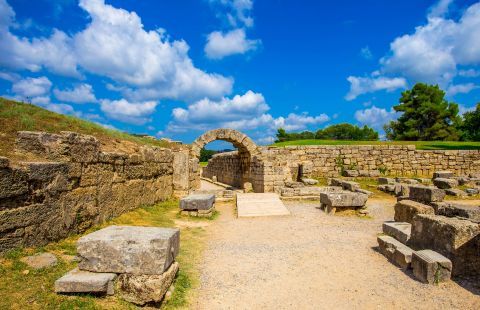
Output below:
[411,250,452,284]
[445,188,466,197]
[341,181,360,192]
[394,183,410,197]
[378,177,395,185]
[301,178,318,186]
[20,252,57,269]
[433,171,454,179]
[394,200,434,224]
[320,191,368,207]
[117,261,178,305]
[377,235,413,269]
[243,182,253,193]
[433,178,459,189]
[430,202,480,222]
[382,221,412,244]
[343,170,359,177]
[55,268,116,295]
[77,226,180,275]
[0,167,29,199]
[465,188,479,195]
[410,214,480,276]
[395,177,419,184]
[408,185,445,203]
[180,194,215,210]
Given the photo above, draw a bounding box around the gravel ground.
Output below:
[191,197,480,310]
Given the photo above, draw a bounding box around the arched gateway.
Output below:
[191,129,263,192]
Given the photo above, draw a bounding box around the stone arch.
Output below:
[191,128,263,192]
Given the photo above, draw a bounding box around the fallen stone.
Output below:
[355,188,373,196]
[382,221,411,244]
[394,183,410,197]
[455,176,471,186]
[211,176,217,182]
[431,202,480,222]
[117,261,179,305]
[433,178,459,189]
[395,177,419,185]
[343,170,359,177]
[301,178,318,186]
[433,171,454,179]
[180,194,215,210]
[410,214,480,276]
[284,181,304,188]
[394,200,434,224]
[378,177,395,185]
[55,268,116,295]
[77,226,180,275]
[412,250,452,284]
[408,185,445,203]
[465,188,479,195]
[377,235,413,269]
[445,188,467,197]
[320,191,368,215]
[20,253,58,269]
[341,181,361,192]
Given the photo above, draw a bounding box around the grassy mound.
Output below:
[0,97,171,159]
[271,139,480,150]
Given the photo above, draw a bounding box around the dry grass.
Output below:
[0,200,210,309]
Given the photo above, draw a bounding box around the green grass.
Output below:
[0,97,172,159]
[0,200,211,309]
[199,162,208,167]
[271,139,480,150]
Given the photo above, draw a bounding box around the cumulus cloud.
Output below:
[100,99,158,125]
[12,76,52,98]
[446,83,478,96]
[345,75,407,101]
[354,105,399,129]
[54,83,97,103]
[209,0,254,28]
[428,0,453,19]
[205,28,260,59]
[0,0,233,103]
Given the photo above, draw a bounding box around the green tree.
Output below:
[385,83,461,141]
[460,103,480,141]
[316,123,378,140]
[199,148,216,162]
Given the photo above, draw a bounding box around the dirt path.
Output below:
[191,198,480,309]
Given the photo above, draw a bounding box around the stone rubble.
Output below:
[411,250,452,284]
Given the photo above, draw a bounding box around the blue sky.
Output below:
[1,0,480,146]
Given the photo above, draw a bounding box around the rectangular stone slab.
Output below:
[320,191,368,207]
[409,185,445,203]
[433,171,454,179]
[180,194,215,210]
[394,200,434,224]
[412,250,452,284]
[382,221,411,244]
[55,268,116,295]
[377,235,413,269]
[77,225,180,275]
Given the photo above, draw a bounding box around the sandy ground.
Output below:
[199,180,226,191]
[191,197,480,310]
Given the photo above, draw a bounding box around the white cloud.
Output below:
[428,0,453,19]
[354,105,399,129]
[458,104,476,115]
[100,99,158,125]
[459,69,480,77]
[44,103,75,115]
[0,71,19,82]
[54,84,97,103]
[205,28,260,59]
[345,75,407,101]
[360,46,373,60]
[210,0,254,28]
[12,76,52,98]
[446,83,478,96]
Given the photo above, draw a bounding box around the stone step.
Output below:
[382,222,411,244]
[411,250,452,284]
[55,268,116,295]
[377,235,413,270]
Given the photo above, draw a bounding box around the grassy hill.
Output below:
[271,139,480,150]
[0,97,172,160]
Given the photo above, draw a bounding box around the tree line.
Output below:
[276,83,480,142]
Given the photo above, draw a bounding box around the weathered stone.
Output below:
[341,181,360,192]
[445,188,466,197]
[343,170,359,177]
[465,188,479,195]
[301,178,318,186]
[211,176,217,182]
[284,181,304,188]
[0,167,29,199]
[243,182,253,193]
[394,183,410,197]
[320,191,368,207]
[433,171,454,179]
[77,226,180,275]
[355,188,373,196]
[410,214,480,276]
[433,178,459,189]
[394,200,434,224]
[395,177,419,185]
[382,221,411,244]
[55,268,116,295]
[378,177,395,185]
[431,202,480,222]
[408,185,445,203]
[0,156,9,168]
[117,261,179,305]
[377,235,413,269]
[20,252,57,269]
[411,250,452,284]
[180,194,215,211]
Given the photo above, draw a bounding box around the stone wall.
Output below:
[0,131,187,253]
[202,145,480,193]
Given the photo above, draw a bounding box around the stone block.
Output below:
[382,221,411,244]
[378,177,395,185]
[0,167,29,199]
[433,171,454,179]
[410,214,480,276]
[77,226,180,275]
[465,188,479,195]
[411,250,452,284]
[445,188,466,197]
[356,188,373,196]
[341,181,360,192]
[301,178,318,186]
[377,235,413,269]
[394,200,434,224]
[394,183,410,197]
[408,185,445,203]
[117,261,179,305]
[179,194,215,210]
[320,191,368,212]
[55,268,116,295]
[20,253,57,269]
[431,202,480,222]
[343,170,359,177]
[395,177,419,184]
[433,178,459,189]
